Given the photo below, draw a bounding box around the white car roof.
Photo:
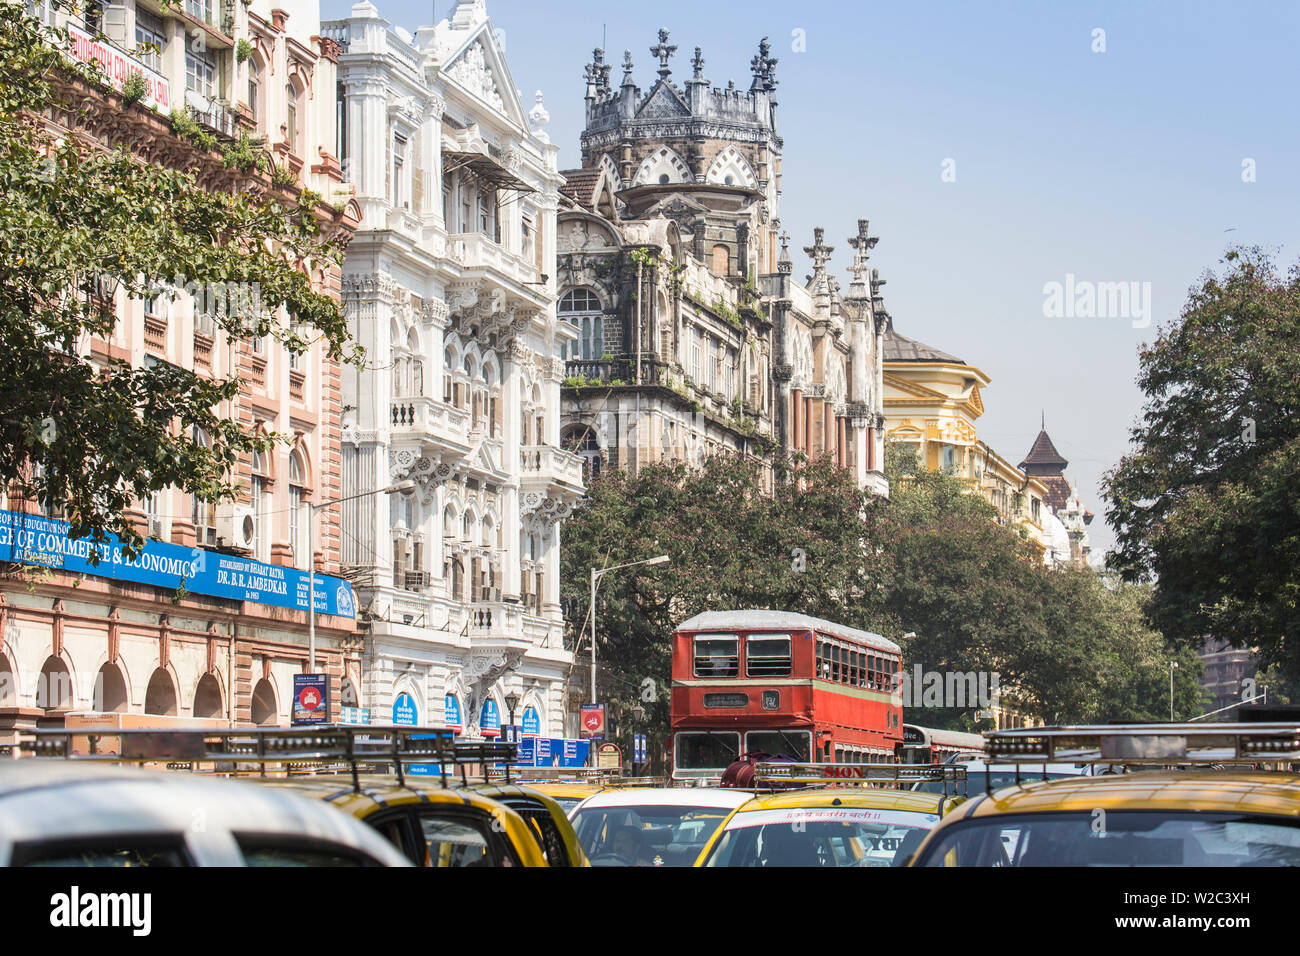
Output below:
[947,761,1093,775]
[0,763,411,866]
[571,787,752,813]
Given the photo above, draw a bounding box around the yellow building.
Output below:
[882,331,1063,559]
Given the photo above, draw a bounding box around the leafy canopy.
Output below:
[0,4,361,555]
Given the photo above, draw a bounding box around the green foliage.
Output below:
[235,38,254,64]
[120,72,147,108]
[0,5,362,555]
[221,133,268,174]
[1104,248,1300,678]
[562,442,1207,757]
[270,163,297,188]
[169,107,218,152]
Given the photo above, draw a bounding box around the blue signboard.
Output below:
[479,698,500,736]
[338,706,371,725]
[292,673,328,725]
[0,509,355,617]
[521,706,540,736]
[392,692,418,726]
[443,694,462,730]
[535,737,552,765]
[517,737,535,764]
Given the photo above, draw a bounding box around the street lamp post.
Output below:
[631,701,645,775]
[1169,660,1179,721]
[505,690,520,738]
[308,479,416,671]
[589,555,670,704]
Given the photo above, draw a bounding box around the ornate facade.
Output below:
[326,0,582,738]
[3,0,358,730]
[557,32,889,496]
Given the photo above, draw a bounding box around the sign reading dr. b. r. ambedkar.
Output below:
[0,509,355,617]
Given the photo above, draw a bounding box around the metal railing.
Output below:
[986,722,1300,766]
[11,725,518,790]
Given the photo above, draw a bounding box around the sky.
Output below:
[323,0,1300,557]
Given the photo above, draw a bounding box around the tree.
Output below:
[0,5,360,555]
[559,453,896,771]
[1104,248,1300,678]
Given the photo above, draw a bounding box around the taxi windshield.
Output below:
[916,811,1300,866]
[703,807,940,867]
[912,770,1079,795]
[571,804,732,866]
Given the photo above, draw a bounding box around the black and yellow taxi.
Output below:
[909,722,1300,867]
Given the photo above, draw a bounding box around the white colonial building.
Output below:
[325,0,583,738]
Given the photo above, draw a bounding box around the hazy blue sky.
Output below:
[324,0,1300,556]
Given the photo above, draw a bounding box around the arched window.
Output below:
[94,663,128,713]
[144,667,177,716]
[194,673,224,719]
[289,450,307,569]
[251,677,277,726]
[711,244,730,276]
[559,289,603,361]
[37,655,73,711]
[285,80,300,155]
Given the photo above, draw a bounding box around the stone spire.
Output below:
[777,231,791,274]
[750,36,778,91]
[585,48,611,97]
[805,227,833,313]
[650,28,677,80]
[621,49,635,88]
[692,46,706,80]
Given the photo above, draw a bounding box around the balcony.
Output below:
[398,569,430,591]
[564,358,670,388]
[390,396,472,455]
[447,232,542,289]
[520,445,584,496]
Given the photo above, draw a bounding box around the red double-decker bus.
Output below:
[670,610,904,782]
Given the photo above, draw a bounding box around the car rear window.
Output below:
[12,836,191,867]
[235,836,384,867]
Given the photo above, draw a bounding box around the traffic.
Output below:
[1,611,1296,868]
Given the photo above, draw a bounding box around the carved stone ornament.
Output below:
[521,492,574,527]
[447,41,505,111]
[390,451,457,504]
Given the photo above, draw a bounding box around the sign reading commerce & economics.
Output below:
[0,509,355,618]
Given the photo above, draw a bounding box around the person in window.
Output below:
[610,826,647,865]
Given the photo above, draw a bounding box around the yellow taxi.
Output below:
[471,782,589,865]
[522,781,607,816]
[694,762,967,867]
[908,722,1300,867]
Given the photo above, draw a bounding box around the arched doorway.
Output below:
[36,655,73,711]
[144,667,177,716]
[251,678,278,725]
[193,673,224,719]
[340,677,358,709]
[94,662,128,713]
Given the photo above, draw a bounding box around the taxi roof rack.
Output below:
[12,725,517,792]
[753,762,967,795]
[986,722,1300,767]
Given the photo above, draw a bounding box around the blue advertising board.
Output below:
[521,706,540,736]
[517,737,535,764]
[514,738,588,768]
[0,509,355,617]
[443,694,461,730]
[338,706,371,725]
[392,692,418,725]
[479,698,500,736]
[535,737,552,765]
[292,673,328,725]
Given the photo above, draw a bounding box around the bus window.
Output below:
[675,732,741,769]
[831,644,841,683]
[746,635,792,677]
[744,730,811,761]
[693,635,739,677]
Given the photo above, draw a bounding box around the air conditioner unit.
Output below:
[148,517,164,540]
[216,504,256,550]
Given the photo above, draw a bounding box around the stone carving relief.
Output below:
[389,451,457,505]
[447,41,505,111]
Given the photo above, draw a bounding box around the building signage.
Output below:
[535,737,552,765]
[292,674,329,725]
[392,692,418,726]
[580,704,605,738]
[0,509,356,617]
[521,706,540,736]
[703,692,750,709]
[597,743,621,770]
[66,23,171,111]
[338,706,371,725]
[443,694,462,730]
[479,698,500,736]
[515,737,586,768]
